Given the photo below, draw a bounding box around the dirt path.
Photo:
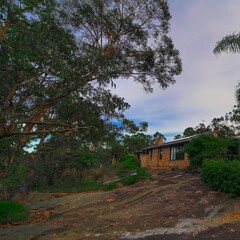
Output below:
[1,171,240,240]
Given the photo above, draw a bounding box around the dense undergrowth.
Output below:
[1,154,149,195]
[118,155,150,185]
[44,155,150,192]
[201,158,240,197]
[0,155,149,224]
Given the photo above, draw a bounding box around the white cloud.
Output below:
[110,0,240,141]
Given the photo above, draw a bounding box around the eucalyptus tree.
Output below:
[210,117,235,137]
[183,127,195,137]
[174,134,181,140]
[0,0,182,168]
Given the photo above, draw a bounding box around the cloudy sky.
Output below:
[113,0,240,141]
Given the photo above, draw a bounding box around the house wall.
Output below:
[140,146,189,170]
[140,152,149,168]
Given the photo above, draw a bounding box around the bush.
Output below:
[136,167,149,177]
[122,175,140,186]
[1,164,29,192]
[0,200,29,224]
[184,135,237,169]
[120,155,140,170]
[102,182,117,190]
[201,159,240,197]
[118,154,150,186]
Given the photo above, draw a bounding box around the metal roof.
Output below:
[137,133,203,152]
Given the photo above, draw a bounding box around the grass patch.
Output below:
[0,200,29,224]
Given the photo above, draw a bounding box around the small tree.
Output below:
[183,127,195,137]
[174,134,182,140]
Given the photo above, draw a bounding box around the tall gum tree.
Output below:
[0,0,182,168]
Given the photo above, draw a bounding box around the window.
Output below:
[159,148,163,160]
[150,150,152,160]
[170,145,184,160]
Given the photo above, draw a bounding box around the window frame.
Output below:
[170,145,184,160]
[150,149,152,160]
[159,147,163,160]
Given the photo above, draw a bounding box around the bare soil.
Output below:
[1,170,240,240]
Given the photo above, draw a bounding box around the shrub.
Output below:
[201,159,240,197]
[1,164,29,188]
[136,167,149,177]
[184,135,237,169]
[102,182,117,190]
[118,154,150,186]
[122,175,140,186]
[0,201,29,224]
[120,155,140,170]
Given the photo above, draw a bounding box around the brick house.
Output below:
[137,133,218,170]
[137,132,239,170]
[137,136,192,170]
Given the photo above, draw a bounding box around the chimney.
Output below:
[212,131,218,137]
[155,136,164,145]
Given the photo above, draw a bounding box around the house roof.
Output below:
[137,133,210,153]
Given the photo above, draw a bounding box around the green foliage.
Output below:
[135,167,150,177]
[0,0,182,149]
[1,0,182,178]
[118,154,150,186]
[77,182,104,192]
[102,182,117,190]
[121,121,154,154]
[174,134,182,140]
[0,201,29,224]
[122,175,139,186]
[213,31,240,120]
[214,33,240,54]
[120,155,140,169]
[1,164,29,194]
[183,127,196,137]
[184,135,237,168]
[201,159,240,197]
[32,154,149,192]
[177,119,236,141]
[210,117,235,136]
[226,103,240,132]
[122,133,154,154]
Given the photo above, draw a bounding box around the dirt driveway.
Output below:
[1,170,240,240]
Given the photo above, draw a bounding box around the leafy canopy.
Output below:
[1,0,182,141]
[184,134,237,169]
[0,0,182,172]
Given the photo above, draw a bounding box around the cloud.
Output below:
[110,0,240,141]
